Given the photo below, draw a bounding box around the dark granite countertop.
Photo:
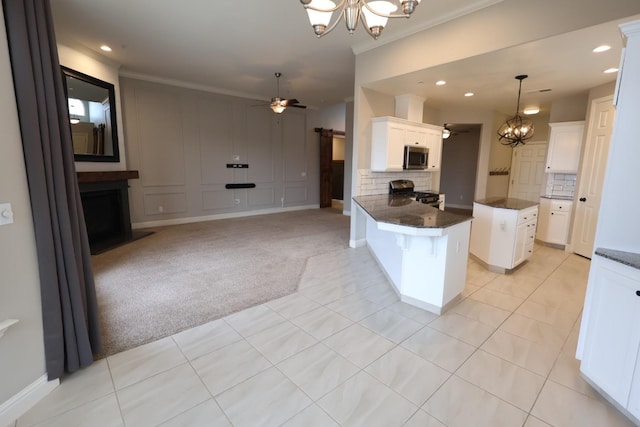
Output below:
[353,195,472,228]
[474,197,539,210]
[541,195,574,201]
[595,248,640,271]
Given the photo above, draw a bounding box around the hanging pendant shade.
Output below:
[497,75,535,147]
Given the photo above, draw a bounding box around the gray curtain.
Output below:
[3,0,101,380]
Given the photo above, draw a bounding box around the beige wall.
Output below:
[58,44,126,171]
[0,4,47,407]
[549,93,589,122]
[120,77,324,227]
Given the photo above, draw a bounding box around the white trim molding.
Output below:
[0,375,59,426]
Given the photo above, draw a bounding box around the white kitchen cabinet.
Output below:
[424,127,442,170]
[469,201,538,273]
[536,198,573,245]
[545,121,584,173]
[370,116,442,171]
[578,253,640,423]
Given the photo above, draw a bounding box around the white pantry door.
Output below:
[572,95,616,258]
[508,142,548,202]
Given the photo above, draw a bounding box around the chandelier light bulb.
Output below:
[301,0,420,40]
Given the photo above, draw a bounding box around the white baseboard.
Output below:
[349,238,367,248]
[0,375,59,426]
[132,204,320,229]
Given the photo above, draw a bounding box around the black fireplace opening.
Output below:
[79,180,132,255]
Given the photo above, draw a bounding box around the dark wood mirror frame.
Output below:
[61,66,120,163]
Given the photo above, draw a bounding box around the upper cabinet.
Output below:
[545,121,585,173]
[370,116,442,171]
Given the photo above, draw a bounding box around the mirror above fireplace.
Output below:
[62,66,120,162]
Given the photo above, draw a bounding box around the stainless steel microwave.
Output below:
[403,145,428,169]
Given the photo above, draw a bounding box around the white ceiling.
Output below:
[51,0,640,115]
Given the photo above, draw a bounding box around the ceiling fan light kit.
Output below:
[300,0,421,40]
[442,125,451,139]
[269,72,307,114]
[497,74,535,147]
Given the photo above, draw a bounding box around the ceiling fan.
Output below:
[268,72,306,114]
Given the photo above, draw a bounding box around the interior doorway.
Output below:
[439,124,481,213]
[317,128,345,209]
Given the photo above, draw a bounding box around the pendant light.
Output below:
[497,75,535,147]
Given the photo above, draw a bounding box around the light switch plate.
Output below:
[0,203,14,226]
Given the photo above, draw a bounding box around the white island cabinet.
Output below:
[577,250,640,424]
[354,195,472,314]
[469,198,538,273]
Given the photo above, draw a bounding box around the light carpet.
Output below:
[91,208,350,357]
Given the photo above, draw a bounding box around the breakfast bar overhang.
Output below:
[353,195,473,315]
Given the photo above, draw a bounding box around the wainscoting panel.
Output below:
[247,107,275,183]
[143,192,187,215]
[282,113,307,182]
[202,189,236,211]
[284,186,308,204]
[248,187,275,207]
[199,97,235,185]
[135,89,186,187]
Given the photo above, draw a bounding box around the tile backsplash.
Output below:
[357,169,433,196]
[545,173,576,198]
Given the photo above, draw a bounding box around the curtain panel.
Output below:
[3,0,101,380]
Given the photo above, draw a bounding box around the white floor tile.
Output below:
[326,293,383,322]
[107,337,186,390]
[531,380,636,427]
[157,399,231,427]
[455,350,545,412]
[428,312,495,347]
[215,367,311,427]
[469,287,525,312]
[323,323,395,368]
[191,339,272,396]
[280,404,340,427]
[266,293,321,320]
[17,359,114,427]
[481,330,559,377]
[317,371,417,427]
[117,363,210,427]
[450,298,511,328]
[402,409,446,427]
[172,318,242,361]
[290,306,353,340]
[364,346,450,406]
[358,309,424,343]
[27,394,122,427]
[223,304,286,337]
[423,375,527,427]
[401,327,476,372]
[245,321,317,364]
[276,342,359,400]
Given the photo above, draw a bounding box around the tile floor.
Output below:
[11,244,638,427]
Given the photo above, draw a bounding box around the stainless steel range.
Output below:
[389,179,444,210]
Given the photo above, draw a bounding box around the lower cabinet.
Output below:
[578,254,640,423]
[470,202,538,272]
[536,198,572,245]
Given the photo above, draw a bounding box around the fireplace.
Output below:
[77,170,139,254]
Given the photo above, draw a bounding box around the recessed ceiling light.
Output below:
[435,80,446,86]
[604,68,619,74]
[464,92,474,97]
[100,45,112,52]
[593,45,611,53]
[523,107,540,115]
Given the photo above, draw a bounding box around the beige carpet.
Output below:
[91,208,350,357]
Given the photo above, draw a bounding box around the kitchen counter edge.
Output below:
[595,248,640,271]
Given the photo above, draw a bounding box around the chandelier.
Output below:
[300,0,422,40]
[497,75,535,147]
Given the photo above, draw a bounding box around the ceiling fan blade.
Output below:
[284,99,300,105]
[289,104,307,109]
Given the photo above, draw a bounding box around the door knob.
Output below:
[579,197,587,202]
[636,290,640,297]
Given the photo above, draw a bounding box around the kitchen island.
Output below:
[470,197,539,273]
[353,194,473,314]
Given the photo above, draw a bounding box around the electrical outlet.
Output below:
[0,203,14,226]
[158,206,164,213]
[301,172,307,177]
[234,199,240,205]
[232,155,240,161]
